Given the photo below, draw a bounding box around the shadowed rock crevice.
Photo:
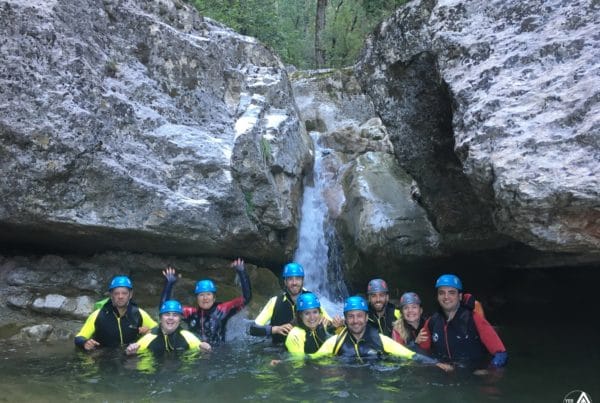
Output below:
[356,0,600,263]
[367,50,502,250]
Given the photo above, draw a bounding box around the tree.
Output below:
[190,0,407,68]
[315,0,328,68]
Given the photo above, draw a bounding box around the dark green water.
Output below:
[1,265,599,402]
[0,318,598,402]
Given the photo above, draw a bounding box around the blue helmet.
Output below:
[435,274,462,291]
[195,279,217,294]
[283,262,304,278]
[296,293,321,312]
[343,296,369,313]
[367,278,389,294]
[399,292,422,308]
[108,275,133,291]
[159,300,183,315]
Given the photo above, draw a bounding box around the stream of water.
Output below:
[293,132,347,316]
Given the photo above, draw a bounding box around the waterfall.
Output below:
[293,132,347,316]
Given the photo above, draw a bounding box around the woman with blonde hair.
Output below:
[392,292,428,352]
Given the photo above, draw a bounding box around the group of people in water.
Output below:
[74,258,508,371]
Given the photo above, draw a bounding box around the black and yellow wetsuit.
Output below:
[135,326,202,353]
[74,300,156,348]
[285,320,334,355]
[367,302,400,337]
[249,289,309,344]
[312,325,437,364]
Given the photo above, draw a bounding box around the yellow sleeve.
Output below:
[309,334,337,359]
[136,333,157,352]
[76,309,100,339]
[139,308,158,329]
[254,296,277,326]
[381,334,415,359]
[285,327,306,356]
[180,330,202,350]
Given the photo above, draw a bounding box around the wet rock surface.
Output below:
[0,0,311,265]
[0,252,279,340]
[355,0,600,258]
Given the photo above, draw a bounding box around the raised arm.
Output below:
[159,266,178,309]
[232,258,252,305]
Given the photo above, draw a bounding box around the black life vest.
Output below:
[94,301,143,347]
[367,302,398,336]
[333,326,384,359]
[145,326,193,353]
[428,305,487,363]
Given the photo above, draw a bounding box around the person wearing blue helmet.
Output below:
[392,292,429,354]
[285,293,340,355]
[126,300,210,355]
[75,275,157,351]
[159,258,252,345]
[366,278,401,336]
[311,296,453,371]
[419,274,508,369]
[250,262,335,344]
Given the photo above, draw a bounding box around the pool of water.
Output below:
[1,316,598,403]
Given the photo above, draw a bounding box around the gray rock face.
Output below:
[0,0,311,264]
[338,151,443,283]
[355,0,600,256]
[0,252,280,340]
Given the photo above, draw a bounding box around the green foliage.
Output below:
[260,136,272,162]
[243,190,255,217]
[190,0,407,68]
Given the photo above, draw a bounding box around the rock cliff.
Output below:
[355,0,600,261]
[0,0,312,265]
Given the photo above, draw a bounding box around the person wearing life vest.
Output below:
[391,292,429,354]
[159,258,251,345]
[250,262,337,344]
[366,279,401,336]
[419,274,508,368]
[74,276,157,350]
[311,296,453,371]
[285,293,339,355]
[126,300,211,355]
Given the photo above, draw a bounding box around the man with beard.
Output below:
[366,278,400,336]
[311,296,453,371]
[75,276,157,350]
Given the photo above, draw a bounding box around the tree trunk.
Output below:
[315,0,327,68]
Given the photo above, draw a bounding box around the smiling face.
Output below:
[437,286,461,316]
[368,292,389,314]
[401,303,423,327]
[160,312,182,335]
[284,276,304,297]
[196,292,216,310]
[300,308,321,331]
[110,287,132,310]
[344,310,368,338]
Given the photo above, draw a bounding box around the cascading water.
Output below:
[293,132,348,316]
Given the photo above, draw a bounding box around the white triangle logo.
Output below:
[577,391,592,403]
